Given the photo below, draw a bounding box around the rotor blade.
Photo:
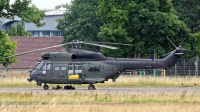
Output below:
[179,37,186,47]
[186,50,195,53]
[91,42,134,46]
[5,43,70,58]
[166,37,177,49]
[83,42,118,49]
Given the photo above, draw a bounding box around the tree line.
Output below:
[56,0,200,59]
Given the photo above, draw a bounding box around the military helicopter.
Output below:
[12,37,191,90]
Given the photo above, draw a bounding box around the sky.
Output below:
[10,0,72,9]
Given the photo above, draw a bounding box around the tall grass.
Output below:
[1,104,200,112]
[97,75,199,87]
[0,73,199,87]
[0,92,200,112]
[1,73,200,112]
[0,91,200,104]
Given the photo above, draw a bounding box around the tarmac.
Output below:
[0,87,199,95]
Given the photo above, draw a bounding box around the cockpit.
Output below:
[28,61,50,82]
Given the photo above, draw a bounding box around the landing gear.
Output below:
[37,81,42,86]
[43,84,49,90]
[88,84,96,90]
[52,85,62,90]
[64,85,75,90]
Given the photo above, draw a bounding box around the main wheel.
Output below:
[88,84,96,90]
[43,85,49,90]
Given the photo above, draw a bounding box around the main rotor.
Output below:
[7,39,133,57]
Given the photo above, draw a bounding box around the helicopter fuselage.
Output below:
[28,49,181,86]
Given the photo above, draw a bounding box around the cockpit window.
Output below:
[43,64,48,70]
[46,64,51,70]
[35,62,51,71]
[41,63,51,70]
[35,62,43,70]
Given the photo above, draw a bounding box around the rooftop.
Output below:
[6,36,66,69]
[44,8,66,16]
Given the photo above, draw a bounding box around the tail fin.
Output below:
[162,37,193,69]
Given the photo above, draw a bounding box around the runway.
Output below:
[0,87,200,95]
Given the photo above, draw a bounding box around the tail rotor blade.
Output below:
[166,37,177,49]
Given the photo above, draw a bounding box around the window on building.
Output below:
[33,31,39,36]
[5,21,25,32]
[40,31,45,36]
[45,31,50,36]
[52,31,61,36]
[28,31,61,37]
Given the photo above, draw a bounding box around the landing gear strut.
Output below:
[43,84,49,90]
[53,85,62,90]
[88,84,96,90]
[64,85,75,90]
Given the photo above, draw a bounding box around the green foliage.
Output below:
[0,31,17,67]
[192,32,200,56]
[97,0,190,58]
[55,4,69,9]
[173,0,200,33]
[8,25,17,36]
[0,0,45,27]
[8,24,32,36]
[0,0,44,66]
[56,0,103,44]
[97,1,132,57]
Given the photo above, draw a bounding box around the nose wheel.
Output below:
[88,84,96,90]
[43,84,49,90]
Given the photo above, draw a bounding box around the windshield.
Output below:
[35,62,43,70]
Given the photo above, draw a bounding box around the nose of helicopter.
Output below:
[27,70,40,82]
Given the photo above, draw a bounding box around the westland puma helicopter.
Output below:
[14,37,191,90]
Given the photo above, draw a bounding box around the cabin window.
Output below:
[75,64,82,74]
[61,67,66,70]
[55,67,60,71]
[68,65,73,70]
[68,64,73,75]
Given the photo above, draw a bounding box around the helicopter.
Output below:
[11,37,191,90]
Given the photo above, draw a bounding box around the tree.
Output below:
[16,24,32,36]
[0,31,17,67]
[97,0,190,58]
[8,25,17,36]
[173,0,200,33]
[56,0,103,44]
[0,0,45,66]
[172,0,200,58]
[8,24,32,36]
[0,0,45,27]
[193,32,200,56]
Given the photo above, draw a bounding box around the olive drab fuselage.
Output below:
[28,48,184,85]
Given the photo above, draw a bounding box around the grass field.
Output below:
[1,74,200,112]
[0,92,200,112]
[0,74,199,87]
[1,104,200,112]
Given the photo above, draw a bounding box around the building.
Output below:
[0,9,64,37]
[0,36,66,73]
